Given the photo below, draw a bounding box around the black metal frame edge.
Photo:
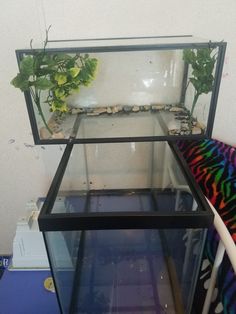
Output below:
[39,212,211,231]
[16,41,223,55]
[168,142,214,221]
[188,229,208,314]
[69,231,86,314]
[38,142,213,232]
[37,134,206,145]
[206,42,227,137]
[16,50,41,144]
[38,143,73,221]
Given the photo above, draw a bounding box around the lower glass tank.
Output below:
[45,227,205,314]
[39,141,213,313]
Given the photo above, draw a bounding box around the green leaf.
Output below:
[68,67,81,78]
[33,78,54,90]
[11,73,29,91]
[54,88,65,99]
[50,99,68,113]
[54,73,67,85]
[20,56,34,76]
[183,49,196,64]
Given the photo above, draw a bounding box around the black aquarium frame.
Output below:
[38,141,214,232]
[15,35,227,145]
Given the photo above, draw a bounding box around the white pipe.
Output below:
[205,197,236,274]
[202,240,225,314]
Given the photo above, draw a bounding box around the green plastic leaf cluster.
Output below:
[183,47,217,118]
[11,51,98,113]
[183,48,216,96]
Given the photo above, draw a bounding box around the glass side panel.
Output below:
[17,43,220,141]
[44,230,81,314]
[45,228,206,314]
[51,142,200,214]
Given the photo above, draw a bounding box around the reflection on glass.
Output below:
[45,228,206,313]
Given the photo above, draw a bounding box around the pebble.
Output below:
[107,107,112,114]
[87,112,100,116]
[132,105,140,112]
[181,123,189,129]
[86,108,93,113]
[164,105,171,110]
[112,106,119,114]
[52,132,65,139]
[39,127,51,139]
[144,105,150,111]
[93,107,107,114]
[169,106,185,112]
[116,105,123,112]
[169,129,181,135]
[184,130,191,135]
[71,108,84,114]
[195,121,206,130]
[152,104,165,111]
[52,126,63,132]
[175,115,189,120]
[192,126,202,135]
[123,106,132,113]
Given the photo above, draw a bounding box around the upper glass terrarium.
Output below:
[12,35,226,144]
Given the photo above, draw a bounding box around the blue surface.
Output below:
[0,270,60,314]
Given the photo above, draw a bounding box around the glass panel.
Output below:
[45,228,206,314]
[17,42,220,141]
[44,230,81,314]
[51,142,199,214]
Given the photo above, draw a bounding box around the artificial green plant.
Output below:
[11,28,98,134]
[183,47,217,119]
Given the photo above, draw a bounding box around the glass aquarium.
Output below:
[13,36,226,144]
[38,141,213,313]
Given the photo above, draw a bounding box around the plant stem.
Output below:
[35,92,53,135]
[190,93,199,118]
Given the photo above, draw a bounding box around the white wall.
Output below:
[0,0,236,253]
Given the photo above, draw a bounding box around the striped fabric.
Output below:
[177,139,236,313]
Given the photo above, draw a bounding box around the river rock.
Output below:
[192,127,202,135]
[86,108,93,113]
[144,105,150,111]
[112,106,119,114]
[195,121,206,130]
[93,107,107,114]
[169,129,181,135]
[123,106,132,113]
[107,107,112,114]
[116,105,123,112]
[132,105,140,112]
[52,132,65,139]
[40,127,51,139]
[152,104,165,111]
[181,123,189,129]
[71,108,84,114]
[87,112,100,116]
[169,106,185,112]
